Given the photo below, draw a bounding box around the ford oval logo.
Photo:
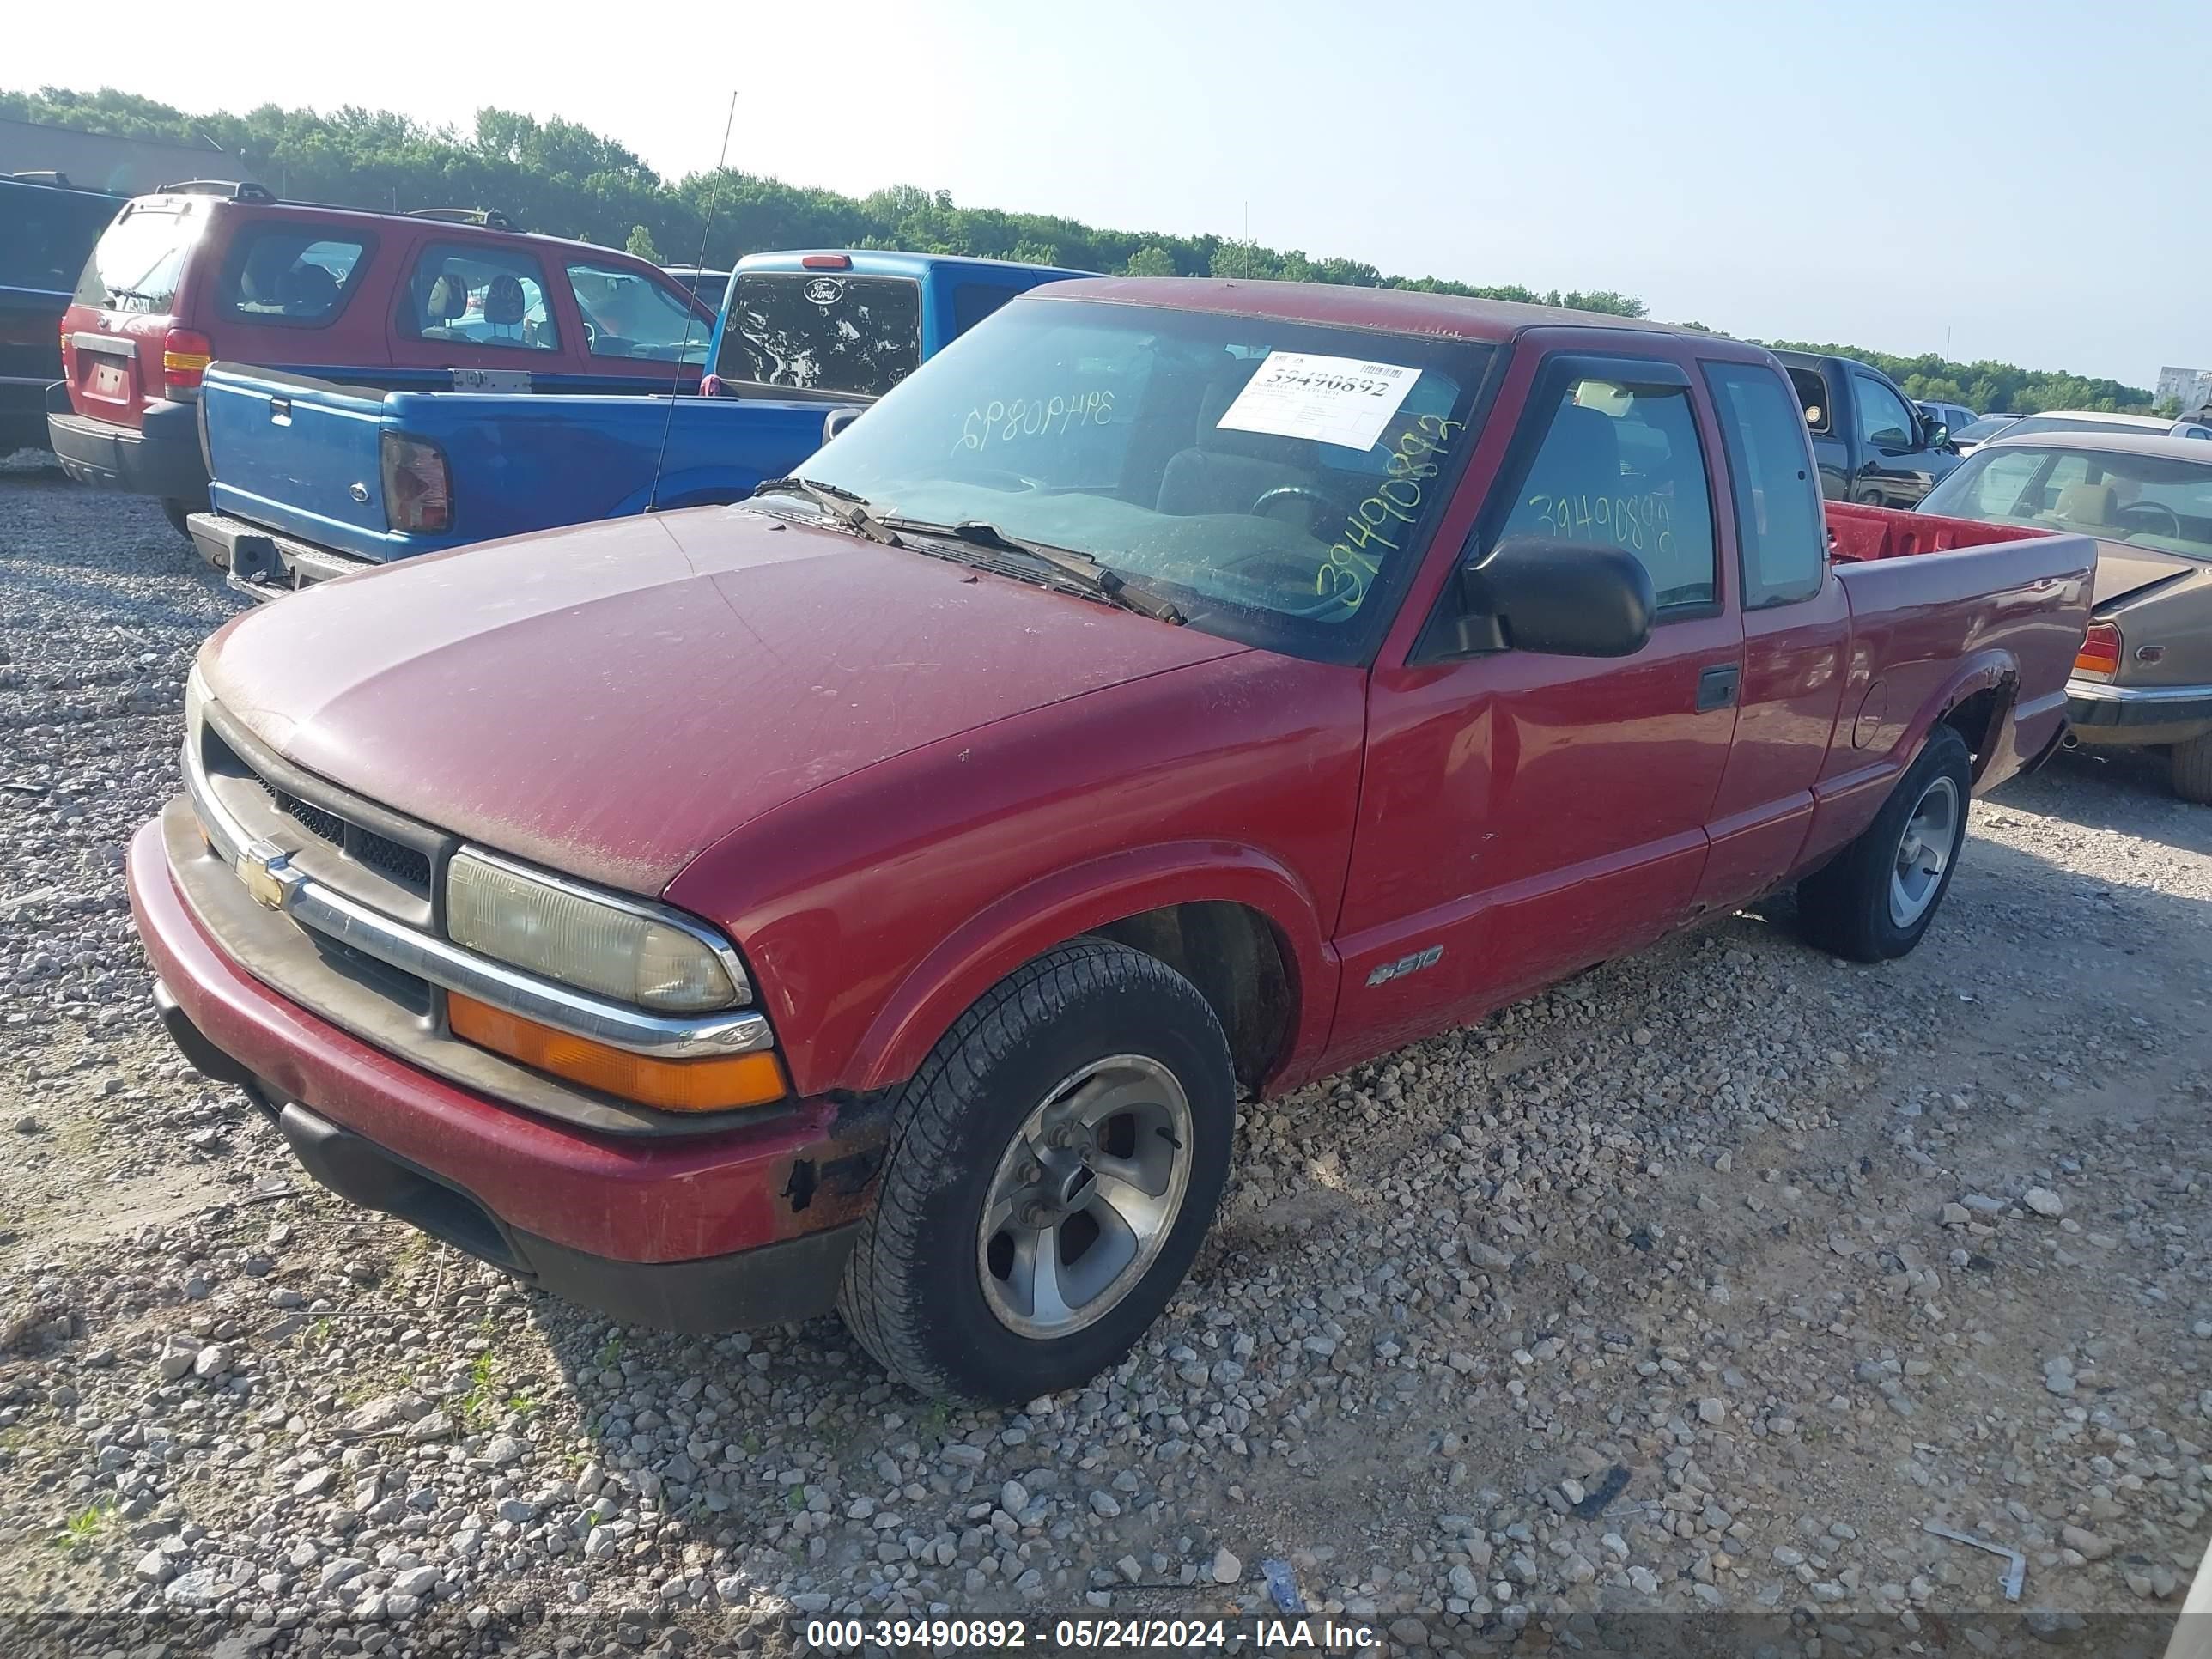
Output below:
[804,277,844,306]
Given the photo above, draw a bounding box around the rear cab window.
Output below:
[399,242,559,352]
[1491,369,1719,612]
[1786,367,1832,434]
[73,198,208,313]
[717,271,921,395]
[216,223,371,328]
[1703,363,1826,608]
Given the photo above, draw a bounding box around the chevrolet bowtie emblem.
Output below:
[235,839,295,910]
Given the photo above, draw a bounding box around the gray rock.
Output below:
[2023,1187,2066,1218]
[338,1395,406,1436]
[2063,1526,2113,1561]
[1212,1547,1241,1584]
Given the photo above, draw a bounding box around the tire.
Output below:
[2174,733,2212,805]
[1796,724,1972,962]
[836,939,1235,1403]
[161,499,193,539]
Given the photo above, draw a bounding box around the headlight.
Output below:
[445,849,747,1013]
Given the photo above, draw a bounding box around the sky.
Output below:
[13,0,2203,388]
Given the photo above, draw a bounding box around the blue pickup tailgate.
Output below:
[204,366,396,559]
[204,361,845,565]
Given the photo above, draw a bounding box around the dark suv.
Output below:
[48,182,710,532]
[1,173,127,455]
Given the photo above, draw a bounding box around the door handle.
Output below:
[1696,664,1741,713]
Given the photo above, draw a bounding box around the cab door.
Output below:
[1328,354,1743,1064]
[1692,361,1849,913]
[1849,371,1935,507]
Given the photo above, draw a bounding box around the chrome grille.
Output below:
[194,717,442,921]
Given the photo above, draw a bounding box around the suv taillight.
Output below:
[161,328,213,393]
[380,433,451,533]
[2074,622,2121,680]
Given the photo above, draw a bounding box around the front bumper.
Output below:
[2067,677,2212,741]
[128,816,877,1330]
[46,386,207,501]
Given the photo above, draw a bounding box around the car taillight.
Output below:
[380,433,451,533]
[2074,622,2121,680]
[161,327,213,392]
[799,253,852,270]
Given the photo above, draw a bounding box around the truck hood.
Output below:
[201,507,1248,895]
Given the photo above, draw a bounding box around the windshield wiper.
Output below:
[885,517,1184,624]
[752,477,903,546]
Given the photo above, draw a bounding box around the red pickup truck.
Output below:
[127,280,2092,1402]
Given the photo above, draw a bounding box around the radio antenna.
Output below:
[647,89,738,514]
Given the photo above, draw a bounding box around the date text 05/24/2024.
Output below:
[802,1616,1382,1653]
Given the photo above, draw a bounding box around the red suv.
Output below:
[48,181,712,533]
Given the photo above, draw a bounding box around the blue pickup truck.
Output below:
[188,249,1091,597]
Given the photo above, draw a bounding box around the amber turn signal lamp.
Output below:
[2074,622,2121,680]
[447,994,787,1112]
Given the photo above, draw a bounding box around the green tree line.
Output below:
[7,85,2154,410]
[1765,340,2154,417]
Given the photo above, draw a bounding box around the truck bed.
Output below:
[198,362,844,574]
[1824,501,2094,797]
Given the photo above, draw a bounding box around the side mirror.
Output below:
[823,406,863,444]
[1455,537,1656,658]
[1923,421,1951,450]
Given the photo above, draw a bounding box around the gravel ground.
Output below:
[3,454,2211,1656]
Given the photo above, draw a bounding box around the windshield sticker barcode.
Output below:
[1215,351,1421,452]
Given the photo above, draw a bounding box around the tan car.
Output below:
[1918,430,2212,801]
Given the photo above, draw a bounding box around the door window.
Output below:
[400,244,559,351]
[1852,375,1918,448]
[1704,363,1826,608]
[564,262,709,363]
[216,225,370,328]
[1492,373,1718,611]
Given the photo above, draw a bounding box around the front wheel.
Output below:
[836,939,1234,1403]
[1796,724,1972,962]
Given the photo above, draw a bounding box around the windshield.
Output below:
[717,271,922,396]
[1922,443,2212,560]
[73,201,203,312]
[2000,415,2161,440]
[1953,416,2019,444]
[784,296,1494,660]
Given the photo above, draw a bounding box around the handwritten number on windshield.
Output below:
[956,391,1115,454]
[1319,415,1464,610]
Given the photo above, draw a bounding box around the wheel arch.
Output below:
[1902,651,2020,786]
[846,844,1336,1098]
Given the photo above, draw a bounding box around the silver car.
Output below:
[1919,430,2212,801]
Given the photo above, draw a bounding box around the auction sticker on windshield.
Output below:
[1215,352,1420,452]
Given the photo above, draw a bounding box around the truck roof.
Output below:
[733,249,1097,281]
[1031,277,1761,353]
